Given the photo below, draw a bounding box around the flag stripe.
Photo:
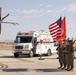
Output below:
[49,26,59,32]
[49,28,58,34]
[49,17,62,41]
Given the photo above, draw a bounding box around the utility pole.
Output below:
[0,7,2,34]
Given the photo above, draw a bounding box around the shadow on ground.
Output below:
[0,54,39,58]
[3,68,29,72]
[0,55,30,58]
[3,68,65,72]
[0,56,14,58]
[33,68,65,72]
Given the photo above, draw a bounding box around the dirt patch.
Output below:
[0,43,13,50]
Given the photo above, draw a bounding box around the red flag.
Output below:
[55,17,66,41]
[61,16,66,39]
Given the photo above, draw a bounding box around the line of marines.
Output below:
[56,39,74,71]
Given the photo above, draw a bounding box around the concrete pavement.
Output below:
[0,50,76,75]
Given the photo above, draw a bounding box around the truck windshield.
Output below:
[15,36,32,43]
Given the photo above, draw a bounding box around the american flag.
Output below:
[49,17,62,41]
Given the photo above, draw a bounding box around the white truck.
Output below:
[13,30,57,57]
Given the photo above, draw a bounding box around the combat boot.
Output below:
[67,68,73,71]
[65,68,69,70]
[58,65,63,69]
[61,66,66,70]
[67,67,74,71]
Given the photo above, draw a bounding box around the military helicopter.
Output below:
[0,7,19,34]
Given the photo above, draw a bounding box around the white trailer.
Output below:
[13,30,57,57]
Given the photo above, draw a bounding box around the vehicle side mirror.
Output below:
[34,40,36,43]
[14,40,16,43]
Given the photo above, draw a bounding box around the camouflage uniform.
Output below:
[56,41,63,69]
[61,40,67,69]
[65,40,74,71]
[61,45,66,69]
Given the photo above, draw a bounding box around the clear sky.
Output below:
[0,0,76,41]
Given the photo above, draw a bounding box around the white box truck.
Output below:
[13,30,57,57]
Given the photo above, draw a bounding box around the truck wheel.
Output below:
[14,53,19,58]
[29,50,33,57]
[47,50,51,56]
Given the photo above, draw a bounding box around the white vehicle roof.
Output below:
[17,30,54,42]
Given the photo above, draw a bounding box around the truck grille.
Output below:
[15,46,23,49]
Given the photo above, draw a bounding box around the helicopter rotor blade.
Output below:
[1,13,9,21]
[0,21,19,25]
[0,7,19,34]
